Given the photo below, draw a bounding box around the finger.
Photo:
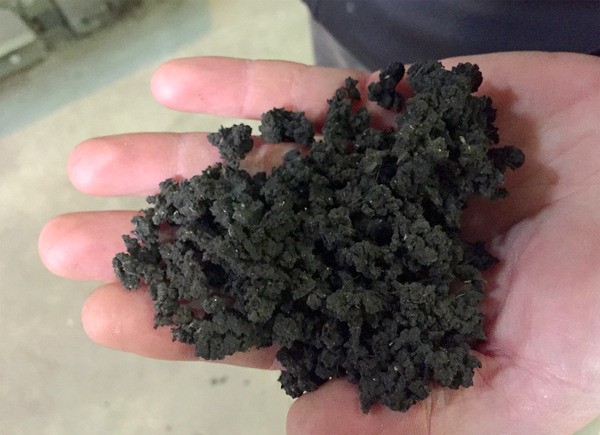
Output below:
[69,132,298,196]
[151,57,362,120]
[39,211,135,281]
[151,53,599,143]
[150,53,599,125]
[69,133,218,196]
[82,282,281,369]
[150,56,398,129]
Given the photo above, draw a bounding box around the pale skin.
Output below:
[39,52,600,434]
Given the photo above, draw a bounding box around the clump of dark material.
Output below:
[367,61,405,111]
[259,108,315,146]
[207,124,253,163]
[113,60,524,412]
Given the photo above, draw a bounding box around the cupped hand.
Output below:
[39,52,600,434]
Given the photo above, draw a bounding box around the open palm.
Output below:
[39,52,600,434]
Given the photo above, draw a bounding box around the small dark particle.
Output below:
[367,61,405,111]
[207,124,254,164]
[488,146,526,171]
[323,77,370,147]
[259,108,315,146]
[114,60,524,413]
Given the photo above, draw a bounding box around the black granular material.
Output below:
[113,60,524,412]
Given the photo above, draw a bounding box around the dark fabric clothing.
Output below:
[302,0,600,70]
[310,19,369,70]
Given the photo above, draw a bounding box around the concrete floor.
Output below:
[1,0,599,434]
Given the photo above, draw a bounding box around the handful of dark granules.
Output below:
[114,60,524,412]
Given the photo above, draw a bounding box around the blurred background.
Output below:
[0,1,598,434]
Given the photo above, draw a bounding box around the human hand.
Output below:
[39,52,600,434]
